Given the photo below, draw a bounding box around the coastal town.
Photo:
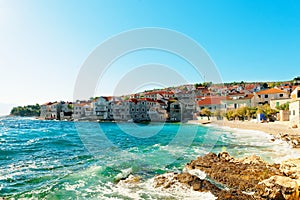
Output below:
[38,77,300,128]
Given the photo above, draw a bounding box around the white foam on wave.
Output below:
[64,180,85,191]
[146,173,216,200]
[212,124,300,163]
[183,167,206,180]
[79,172,217,200]
[114,168,132,182]
[0,162,37,181]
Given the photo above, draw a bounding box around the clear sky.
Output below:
[0,0,300,115]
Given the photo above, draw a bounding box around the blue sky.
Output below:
[0,0,300,114]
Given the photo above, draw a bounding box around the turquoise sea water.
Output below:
[0,117,299,199]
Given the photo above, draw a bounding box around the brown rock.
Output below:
[237,155,267,165]
[280,158,300,180]
[255,175,299,200]
[292,125,298,129]
[154,172,257,199]
[122,175,140,184]
[186,152,282,192]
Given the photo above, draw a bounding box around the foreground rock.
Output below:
[154,172,257,200]
[256,175,299,200]
[273,133,300,148]
[152,152,300,199]
[280,158,300,181]
[185,152,282,192]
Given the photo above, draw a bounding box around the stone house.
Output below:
[40,102,58,119]
[93,96,112,120]
[196,96,228,112]
[73,102,93,119]
[60,102,73,120]
[169,101,181,122]
[109,101,130,121]
[253,88,289,106]
[221,94,253,110]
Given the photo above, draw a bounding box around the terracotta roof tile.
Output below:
[256,88,287,95]
[197,96,230,106]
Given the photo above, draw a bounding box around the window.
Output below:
[142,108,145,112]
[131,108,134,112]
[136,108,139,112]
[258,95,261,98]
[265,95,268,98]
[279,94,283,97]
[293,110,296,116]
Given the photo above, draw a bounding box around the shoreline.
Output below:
[211,120,300,137]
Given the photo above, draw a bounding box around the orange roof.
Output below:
[292,86,298,91]
[145,91,174,95]
[256,88,287,95]
[228,92,245,96]
[42,102,53,106]
[245,84,255,90]
[74,102,89,107]
[197,96,230,106]
[242,94,254,99]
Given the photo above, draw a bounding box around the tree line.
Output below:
[200,104,280,121]
[10,104,41,117]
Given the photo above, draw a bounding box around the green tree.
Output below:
[67,104,74,110]
[276,102,289,111]
[225,110,234,120]
[262,83,269,89]
[10,104,41,117]
[257,104,278,120]
[200,108,212,120]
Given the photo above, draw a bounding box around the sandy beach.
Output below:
[211,120,300,136]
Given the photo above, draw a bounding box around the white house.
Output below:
[73,102,92,119]
[253,88,289,106]
[93,97,112,120]
[221,94,253,110]
[289,87,300,127]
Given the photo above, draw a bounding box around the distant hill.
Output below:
[10,104,40,117]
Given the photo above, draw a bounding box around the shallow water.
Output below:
[0,117,299,199]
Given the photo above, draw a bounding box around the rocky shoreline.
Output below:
[152,152,300,199]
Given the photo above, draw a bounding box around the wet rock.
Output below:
[218,151,234,162]
[274,133,300,148]
[154,153,300,199]
[236,154,267,165]
[121,174,140,184]
[154,172,255,199]
[289,136,300,148]
[186,152,282,192]
[292,125,298,129]
[255,175,299,200]
[292,139,299,147]
[280,158,300,180]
